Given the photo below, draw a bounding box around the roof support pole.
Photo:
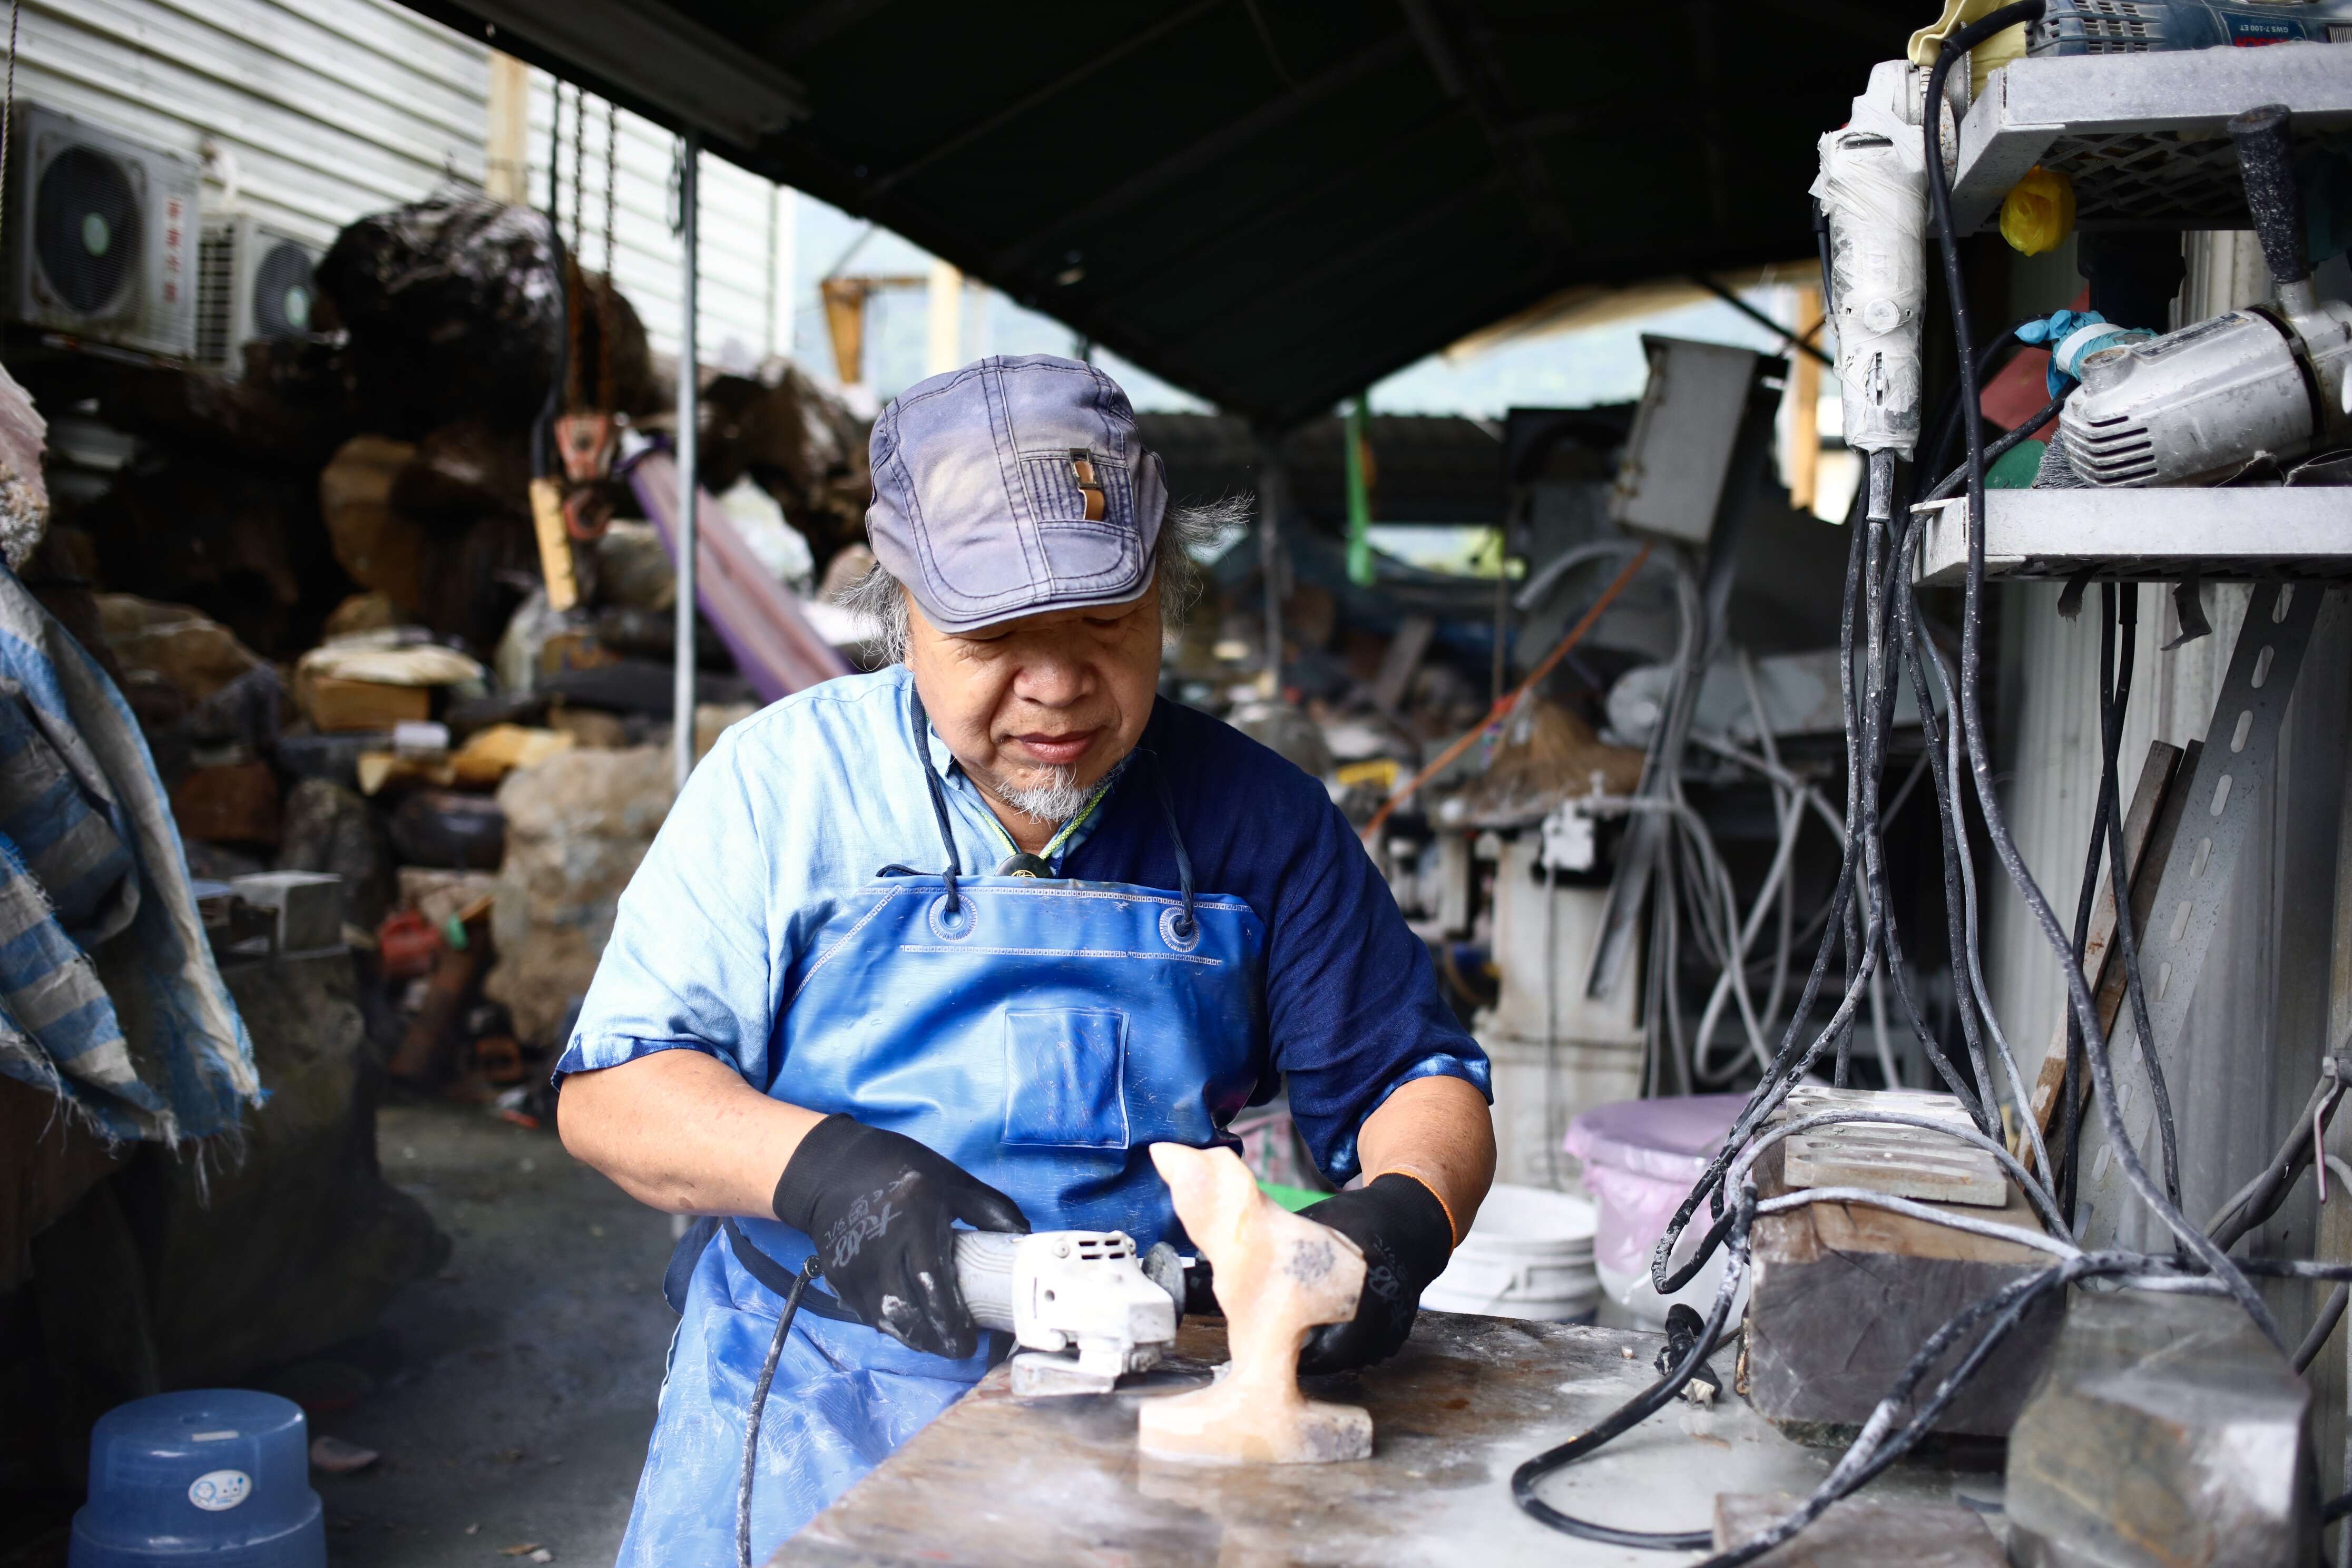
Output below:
[673,129,701,791]
[1255,433,1288,701]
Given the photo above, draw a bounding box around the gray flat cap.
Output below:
[865,354,1168,634]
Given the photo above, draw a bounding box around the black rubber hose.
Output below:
[1924,0,2283,1348]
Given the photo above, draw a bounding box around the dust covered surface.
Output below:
[782,1312,1968,1567]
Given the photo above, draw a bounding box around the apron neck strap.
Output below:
[1144,749,1197,939]
[907,680,1193,933]
[906,685,964,914]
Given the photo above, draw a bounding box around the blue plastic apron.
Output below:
[616,711,1267,1567]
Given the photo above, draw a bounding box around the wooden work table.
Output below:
[776,1311,1987,1567]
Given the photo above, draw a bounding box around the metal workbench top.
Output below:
[775,1311,1981,1566]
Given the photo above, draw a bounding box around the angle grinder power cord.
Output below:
[733,1228,1185,1568]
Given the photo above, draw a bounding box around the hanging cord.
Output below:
[738,1254,822,1568]
[603,100,619,276]
[570,81,587,257]
[2092,583,2181,1210]
[599,100,619,408]
[0,0,19,261]
[546,72,564,232]
[1923,0,2281,1345]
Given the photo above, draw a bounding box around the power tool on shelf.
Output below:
[2059,104,2352,486]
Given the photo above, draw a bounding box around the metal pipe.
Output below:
[673,130,700,791]
[1255,433,1286,699]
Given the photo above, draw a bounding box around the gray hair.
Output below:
[837,496,1245,665]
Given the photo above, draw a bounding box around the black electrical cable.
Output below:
[2295,1284,2349,1374]
[1923,0,2283,1347]
[1513,1199,1753,1549]
[1914,325,2025,508]
[2095,584,2184,1212]
[738,1255,822,1568]
[1832,506,1868,1089]
[1893,512,2004,1130]
[1865,514,1991,1127]
[2325,1488,2352,1526]
[1697,1251,2152,1568]
[1659,519,1879,1255]
[2210,1055,2349,1251]
[1921,391,2065,504]
[2057,724,2112,1222]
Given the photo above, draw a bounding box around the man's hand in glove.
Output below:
[1297,1173,1455,1375]
[770,1114,1028,1358]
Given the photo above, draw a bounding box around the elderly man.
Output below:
[558,354,1494,1565]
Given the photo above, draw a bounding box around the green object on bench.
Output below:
[1256,1178,1326,1213]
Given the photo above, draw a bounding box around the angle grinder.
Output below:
[952,1228,1190,1397]
[2060,104,2352,485]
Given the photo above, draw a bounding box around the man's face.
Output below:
[905,582,1162,818]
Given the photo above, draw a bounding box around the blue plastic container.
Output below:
[71,1390,325,1568]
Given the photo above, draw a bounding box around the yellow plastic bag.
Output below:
[2000,165,2075,256]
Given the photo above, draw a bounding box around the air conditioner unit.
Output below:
[197,215,324,375]
[6,103,201,357]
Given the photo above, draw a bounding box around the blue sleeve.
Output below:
[552,726,778,1084]
[1263,788,1491,1185]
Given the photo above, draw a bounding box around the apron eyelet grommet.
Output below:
[1159,905,1201,953]
[929,894,979,942]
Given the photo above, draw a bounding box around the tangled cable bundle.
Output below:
[1510,5,2341,1554]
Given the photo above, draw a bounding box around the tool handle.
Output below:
[2230,104,2309,288]
[952,1229,1020,1332]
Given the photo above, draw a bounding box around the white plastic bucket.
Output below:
[1422,1183,1599,1322]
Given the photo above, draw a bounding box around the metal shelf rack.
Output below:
[1912,488,2352,586]
[1945,45,2352,236]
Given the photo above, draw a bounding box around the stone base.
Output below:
[1138,1385,1373,1465]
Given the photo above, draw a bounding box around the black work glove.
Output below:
[770,1114,1029,1359]
[1297,1173,1455,1375]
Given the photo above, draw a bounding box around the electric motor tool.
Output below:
[2060,104,2352,486]
[952,1228,1186,1396]
[2026,0,2352,54]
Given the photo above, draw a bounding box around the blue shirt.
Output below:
[556,666,1488,1183]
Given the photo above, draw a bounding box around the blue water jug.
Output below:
[70,1390,326,1568]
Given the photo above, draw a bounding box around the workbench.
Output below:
[776,1311,1990,1566]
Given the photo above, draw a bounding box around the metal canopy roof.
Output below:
[415,0,1907,430]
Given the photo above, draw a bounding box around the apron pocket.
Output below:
[1001,1009,1130,1149]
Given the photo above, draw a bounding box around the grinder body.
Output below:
[2061,102,2352,486]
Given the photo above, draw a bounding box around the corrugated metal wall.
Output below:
[22,0,488,248]
[523,72,791,368]
[1985,233,2352,1399]
[19,0,789,364]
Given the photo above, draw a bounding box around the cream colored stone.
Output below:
[1136,1143,1373,1465]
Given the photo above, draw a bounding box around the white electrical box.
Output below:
[1609,336,1765,544]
